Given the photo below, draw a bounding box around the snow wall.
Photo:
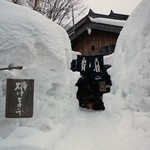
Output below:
[0,0,78,138]
[109,0,150,112]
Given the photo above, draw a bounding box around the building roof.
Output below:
[67,9,129,41]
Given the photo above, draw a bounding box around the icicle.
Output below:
[87,27,92,35]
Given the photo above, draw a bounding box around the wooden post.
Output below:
[0,66,23,71]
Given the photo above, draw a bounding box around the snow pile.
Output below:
[104,54,113,65]
[105,0,150,146]
[72,51,81,60]
[0,0,78,147]
[102,0,150,148]
[110,0,150,112]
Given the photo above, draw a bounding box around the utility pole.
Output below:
[72,6,75,26]
[71,5,75,35]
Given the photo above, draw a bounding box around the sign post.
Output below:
[5,79,34,118]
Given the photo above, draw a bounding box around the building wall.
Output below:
[71,30,119,55]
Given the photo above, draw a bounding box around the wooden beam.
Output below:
[0,66,23,71]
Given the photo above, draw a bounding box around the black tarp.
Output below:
[75,55,105,84]
[71,55,111,110]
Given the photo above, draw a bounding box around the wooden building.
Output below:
[67,10,129,56]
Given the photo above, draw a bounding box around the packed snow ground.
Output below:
[0,0,150,150]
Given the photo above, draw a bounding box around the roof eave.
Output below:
[69,22,122,41]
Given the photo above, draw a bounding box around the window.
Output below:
[91,45,95,51]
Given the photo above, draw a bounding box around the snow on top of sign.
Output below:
[89,16,126,27]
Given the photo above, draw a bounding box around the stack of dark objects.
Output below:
[71,55,112,110]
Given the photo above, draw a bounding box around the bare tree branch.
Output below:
[9,0,87,28]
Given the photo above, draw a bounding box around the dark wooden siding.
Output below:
[71,30,118,55]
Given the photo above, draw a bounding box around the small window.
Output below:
[91,45,95,51]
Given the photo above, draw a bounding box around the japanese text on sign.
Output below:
[14,81,28,116]
[6,79,34,118]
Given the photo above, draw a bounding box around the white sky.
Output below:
[84,0,143,15]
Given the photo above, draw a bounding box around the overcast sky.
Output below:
[83,0,143,15]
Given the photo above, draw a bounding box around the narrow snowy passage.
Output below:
[0,104,149,150]
[0,1,150,150]
[46,101,148,150]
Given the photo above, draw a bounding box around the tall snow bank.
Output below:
[110,0,150,112]
[0,0,78,139]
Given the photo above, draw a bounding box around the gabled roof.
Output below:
[67,9,129,41]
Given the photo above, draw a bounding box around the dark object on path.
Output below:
[72,55,112,111]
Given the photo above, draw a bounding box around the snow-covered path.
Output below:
[0,106,149,150]
[47,104,148,150]
[51,110,121,150]
[0,97,149,150]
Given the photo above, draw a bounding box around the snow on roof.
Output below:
[89,16,126,27]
